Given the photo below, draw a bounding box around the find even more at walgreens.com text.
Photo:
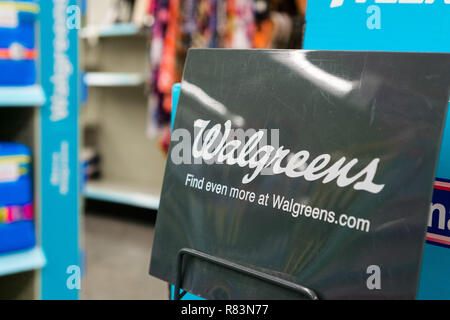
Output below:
[185,173,372,233]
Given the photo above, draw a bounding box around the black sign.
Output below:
[150,50,450,299]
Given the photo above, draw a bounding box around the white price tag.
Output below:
[0,7,18,29]
[0,162,20,182]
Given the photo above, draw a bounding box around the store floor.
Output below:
[82,201,168,300]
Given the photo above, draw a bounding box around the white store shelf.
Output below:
[80,23,143,38]
[84,179,161,210]
[84,72,145,87]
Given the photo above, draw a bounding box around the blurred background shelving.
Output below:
[81,0,166,212]
[84,180,160,210]
[83,72,145,87]
[80,22,144,38]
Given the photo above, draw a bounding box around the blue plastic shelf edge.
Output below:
[0,85,46,107]
[0,247,46,277]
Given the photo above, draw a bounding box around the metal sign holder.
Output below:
[173,248,319,300]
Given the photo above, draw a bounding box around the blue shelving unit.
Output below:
[39,0,81,300]
[0,1,81,300]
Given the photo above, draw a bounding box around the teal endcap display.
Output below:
[170,285,204,301]
[304,1,450,299]
[171,83,181,132]
[39,0,81,300]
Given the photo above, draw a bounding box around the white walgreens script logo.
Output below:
[330,0,450,8]
[177,119,385,194]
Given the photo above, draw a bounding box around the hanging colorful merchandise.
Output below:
[148,0,305,153]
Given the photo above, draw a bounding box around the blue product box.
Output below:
[0,142,32,205]
[0,221,35,254]
[0,142,35,254]
[0,0,39,86]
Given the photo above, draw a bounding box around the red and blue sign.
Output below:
[428,179,450,249]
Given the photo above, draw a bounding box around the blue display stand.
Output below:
[39,0,81,300]
[304,1,450,300]
[169,83,202,300]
